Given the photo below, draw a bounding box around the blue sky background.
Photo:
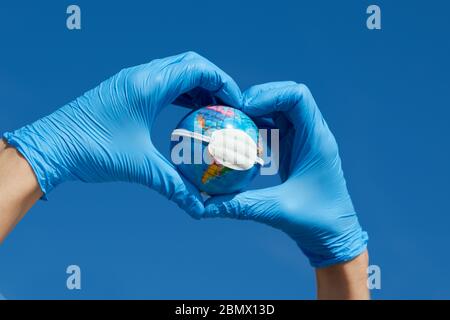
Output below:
[0,0,449,299]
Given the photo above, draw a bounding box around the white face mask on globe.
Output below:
[171,128,264,171]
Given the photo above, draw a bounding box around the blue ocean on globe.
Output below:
[171,105,263,195]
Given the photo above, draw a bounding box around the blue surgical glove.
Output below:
[3,51,242,218]
[204,82,368,267]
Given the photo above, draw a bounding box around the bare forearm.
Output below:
[315,250,370,300]
[0,141,42,243]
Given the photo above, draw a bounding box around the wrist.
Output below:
[3,131,62,198]
[315,250,370,300]
[0,144,42,242]
[2,107,79,196]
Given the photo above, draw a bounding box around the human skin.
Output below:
[0,140,43,243]
[0,139,368,299]
[316,250,369,299]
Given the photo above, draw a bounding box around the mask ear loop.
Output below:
[171,128,265,167]
[171,128,212,143]
[255,156,264,166]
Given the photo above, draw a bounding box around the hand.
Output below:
[3,51,242,218]
[204,82,368,267]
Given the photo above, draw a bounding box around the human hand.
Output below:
[3,51,242,218]
[203,82,368,267]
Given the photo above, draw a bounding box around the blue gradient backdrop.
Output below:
[0,0,449,299]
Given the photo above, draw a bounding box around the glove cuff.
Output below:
[302,229,369,268]
[3,128,70,199]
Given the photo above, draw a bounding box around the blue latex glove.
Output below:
[204,82,368,267]
[3,51,242,218]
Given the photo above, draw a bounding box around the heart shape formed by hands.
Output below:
[3,51,367,267]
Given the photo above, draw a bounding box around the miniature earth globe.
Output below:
[170,105,264,195]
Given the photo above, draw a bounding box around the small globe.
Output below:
[171,105,263,195]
